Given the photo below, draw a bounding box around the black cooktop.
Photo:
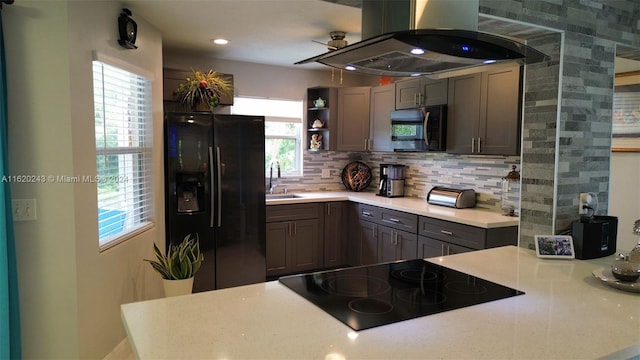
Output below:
[279,259,524,331]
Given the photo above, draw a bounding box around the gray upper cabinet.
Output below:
[337,86,371,151]
[395,77,448,109]
[369,84,395,152]
[446,65,522,155]
[446,73,482,154]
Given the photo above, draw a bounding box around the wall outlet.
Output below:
[578,193,593,215]
[321,169,331,178]
[12,198,37,221]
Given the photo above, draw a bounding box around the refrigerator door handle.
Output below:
[209,146,215,228]
[216,147,222,227]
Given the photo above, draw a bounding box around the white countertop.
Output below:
[267,191,519,228]
[121,246,640,359]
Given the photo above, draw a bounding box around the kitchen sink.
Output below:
[265,193,301,200]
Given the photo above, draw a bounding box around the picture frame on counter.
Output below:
[534,235,575,259]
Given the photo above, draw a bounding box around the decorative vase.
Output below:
[162,277,194,297]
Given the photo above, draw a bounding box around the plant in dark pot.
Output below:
[145,233,204,297]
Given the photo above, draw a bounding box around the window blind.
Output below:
[93,61,154,249]
[613,85,640,137]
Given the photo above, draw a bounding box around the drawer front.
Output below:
[418,217,486,250]
[357,203,378,222]
[379,208,418,233]
[266,203,320,223]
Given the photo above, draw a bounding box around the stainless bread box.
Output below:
[427,186,477,209]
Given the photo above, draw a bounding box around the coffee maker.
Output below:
[378,164,406,197]
[378,164,390,196]
[387,164,406,197]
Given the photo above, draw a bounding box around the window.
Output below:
[93,60,153,250]
[231,97,303,176]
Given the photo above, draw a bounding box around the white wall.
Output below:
[162,51,378,101]
[609,152,640,251]
[4,1,165,358]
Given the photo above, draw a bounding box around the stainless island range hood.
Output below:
[296,0,549,77]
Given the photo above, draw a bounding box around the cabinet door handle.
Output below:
[326,203,331,217]
[364,138,368,150]
[441,243,445,256]
[362,211,372,217]
[388,218,400,223]
[373,224,377,239]
[471,138,475,153]
[477,137,481,153]
[414,93,418,105]
[293,222,297,235]
[419,93,424,105]
[440,230,453,236]
[367,138,372,150]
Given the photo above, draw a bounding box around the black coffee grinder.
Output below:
[378,164,389,196]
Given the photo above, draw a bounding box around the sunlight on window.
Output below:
[93,60,154,250]
[232,97,303,176]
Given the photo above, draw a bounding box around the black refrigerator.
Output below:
[164,112,266,291]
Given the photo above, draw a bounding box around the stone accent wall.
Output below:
[519,33,561,250]
[479,0,640,249]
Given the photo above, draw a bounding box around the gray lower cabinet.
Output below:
[418,236,473,258]
[323,202,346,268]
[266,203,321,277]
[348,203,419,265]
[348,203,379,266]
[379,225,418,262]
[269,201,517,274]
[417,216,517,257]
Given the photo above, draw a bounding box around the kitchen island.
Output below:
[121,246,639,359]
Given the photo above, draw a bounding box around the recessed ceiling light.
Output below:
[345,65,356,71]
[211,38,228,45]
[410,48,425,55]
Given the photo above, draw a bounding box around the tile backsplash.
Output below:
[273,150,520,213]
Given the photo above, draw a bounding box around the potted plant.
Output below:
[144,233,204,297]
[174,69,233,111]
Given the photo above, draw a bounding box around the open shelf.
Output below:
[306,87,337,151]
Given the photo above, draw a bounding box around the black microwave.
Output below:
[391,105,447,152]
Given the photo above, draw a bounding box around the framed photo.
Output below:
[534,235,575,259]
[612,73,640,152]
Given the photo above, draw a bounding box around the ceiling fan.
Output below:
[311,31,349,84]
[312,31,348,51]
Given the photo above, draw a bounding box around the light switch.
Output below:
[12,198,37,221]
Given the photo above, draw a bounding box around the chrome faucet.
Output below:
[269,160,280,194]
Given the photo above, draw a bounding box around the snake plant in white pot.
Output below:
[145,233,204,297]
